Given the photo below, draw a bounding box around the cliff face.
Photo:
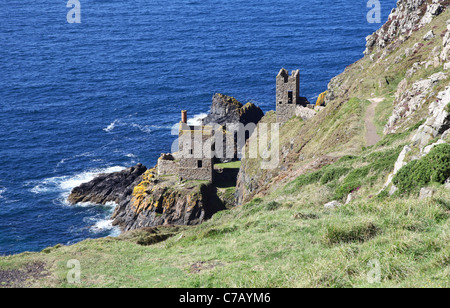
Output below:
[68,164,147,205]
[68,166,225,231]
[364,0,449,55]
[202,93,264,127]
[236,0,450,205]
[112,169,225,231]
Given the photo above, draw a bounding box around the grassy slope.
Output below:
[1,9,450,288]
[1,187,448,288]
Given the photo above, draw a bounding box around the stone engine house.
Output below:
[157,110,214,182]
[178,113,214,182]
[276,68,308,123]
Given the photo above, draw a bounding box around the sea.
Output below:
[0,0,397,255]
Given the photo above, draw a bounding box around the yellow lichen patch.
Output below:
[216,93,242,108]
[131,168,157,211]
[316,91,328,106]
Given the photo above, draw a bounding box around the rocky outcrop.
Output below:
[385,72,448,134]
[201,93,264,163]
[383,86,450,192]
[441,21,450,62]
[68,164,147,205]
[364,0,448,55]
[324,200,342,209]
[68,165,226,232]
[295,106,316,120]
[111,172,225,231]
[412,85,450,147]
[202,93,264,127]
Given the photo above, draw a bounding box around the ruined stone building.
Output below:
[276,68,309,123]
[157,110,214,182]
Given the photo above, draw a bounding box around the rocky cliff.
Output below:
[111,169,225,231]
[236,0,450,205]
[202,93,264,127]
[201,93,265,163]
[68,164,147,205]
[364,0,449,55]
[68,165,225,231]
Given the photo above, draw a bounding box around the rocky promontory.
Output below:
[111,169,225,231]
[66,93,264,232]
[68,166,226,232]
[68,164,147,205]
[202,93,264,127]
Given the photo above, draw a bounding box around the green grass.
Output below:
[1,187,448,288]
[282,145,403,201]
[215,161,242,169]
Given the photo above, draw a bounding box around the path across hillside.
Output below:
[365,98,383,146]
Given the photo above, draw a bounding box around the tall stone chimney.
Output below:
[181,110,187,124]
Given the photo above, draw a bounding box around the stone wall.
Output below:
[179,158,214,182]
[178,123,214,181]
[157,158,179,176]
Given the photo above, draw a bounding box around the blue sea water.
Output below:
[0,0,397,255]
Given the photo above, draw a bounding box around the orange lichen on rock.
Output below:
[316,91,328,106]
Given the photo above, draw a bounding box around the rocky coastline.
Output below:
[68,93,263,232]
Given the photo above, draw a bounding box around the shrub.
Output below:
[324,222,379,245]
[264,201,281,211]
[376,189,389,201]
[320,167,351,185]
[200,226,238,239]
[242,198,263,210]
[335,166,370,199]
[369,147,402,173]
[393,144,450,195]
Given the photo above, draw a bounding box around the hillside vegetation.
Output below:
[1,1,449,288]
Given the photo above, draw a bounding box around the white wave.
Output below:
[88,203,121,236]
[103,119,119,132]
[0,187,5,199]
[30,166,126,197]
[28,168,124,238]
[187,112,208,126]
[130,123,153,134]
[104,119,160,134]
[58,166,124,191]
[90,219,113,232]
[170,112,209,136]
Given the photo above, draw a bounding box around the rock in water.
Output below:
[67,164,147,205]
[202,93,264,127]
[67,165,226,231]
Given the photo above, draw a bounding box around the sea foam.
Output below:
[30,166,125,198]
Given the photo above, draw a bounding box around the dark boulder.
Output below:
[202,93,264,127]
[67,164,147,205]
